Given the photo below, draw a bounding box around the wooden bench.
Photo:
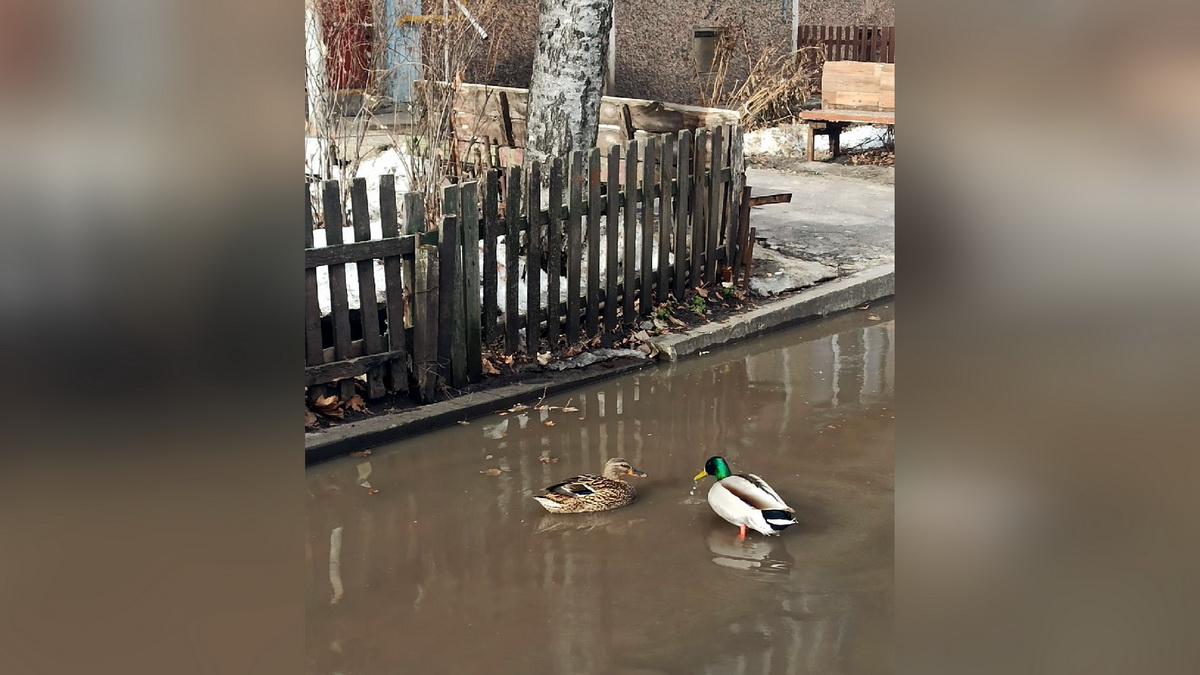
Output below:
[799,61,894,161]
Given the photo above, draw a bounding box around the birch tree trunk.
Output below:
[524,0,614,169]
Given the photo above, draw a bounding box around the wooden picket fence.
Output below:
[798,25,895,63]
[305,125,748,404]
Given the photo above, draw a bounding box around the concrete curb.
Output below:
[648,264,894,361]
[305,264,893,465]
[305,358,653,465]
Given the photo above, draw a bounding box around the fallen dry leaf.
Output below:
[481,468,503,476]
[536,351,552,366]
[508,403,529,413]
[867,314,881,321]
[667,315,687,327]
[457,420,470,425]
[543,420,556,427]
[367,489,380,495]
[695,286,709,298]
[350,450,373,458]
[561,406,579,413]
[539,456,559,464]
[482,358,500,376]
[857,303,871,310]
[500,354,515,366]
[347,395,370,414]
[305,411,319,428]
[632,330,650,342]
[312,394,344,419]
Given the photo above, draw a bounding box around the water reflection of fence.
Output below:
[306,125,748,406]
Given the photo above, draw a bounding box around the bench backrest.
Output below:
[821,61,895,112]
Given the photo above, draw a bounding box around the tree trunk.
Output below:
[525,0,613,273]
[525,0,614,169]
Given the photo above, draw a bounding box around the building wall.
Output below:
[454,0,893,106]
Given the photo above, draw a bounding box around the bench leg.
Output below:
[830,123,842,159]
[805,124,815,162]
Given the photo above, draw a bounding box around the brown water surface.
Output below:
[306,305,894,674]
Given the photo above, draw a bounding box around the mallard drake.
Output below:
[533,457,647,513]
[694,456,797,539]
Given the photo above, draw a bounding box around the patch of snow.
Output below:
[744,123,890,158]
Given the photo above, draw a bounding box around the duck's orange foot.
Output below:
[737,525,747,541]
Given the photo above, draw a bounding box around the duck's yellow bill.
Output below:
[693,470,708,481]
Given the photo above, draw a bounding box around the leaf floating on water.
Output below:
[538,456,559,464]
[367,489,380,495]
[543,420,556,427]
[561,406,579,413]
[867,314,881,321]
[350,450,373,458]
[480,468,503,476]
[457,420,470,425]
[508,404,529,413]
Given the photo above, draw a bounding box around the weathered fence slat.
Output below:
[640,135,657,315]
[439,189,466,388]
[706,125,724,284]
[504,166,521,353]
[459,181,482,382]
[674,130,692,300]
[304,185,327,403]
[350,178,386,399]
[691,129,708,289]
[322,180,357,400]
[657,137,673,303]
[622,140,638,323]
[526,162,543,355]
[586,148,601,337]
[378,175,408,392]
[402,192,424,333]
[482,170,500,344]
[547,157,564,348]
[566,151,583,345]
[414,246,439,402]
[604,143,621,345]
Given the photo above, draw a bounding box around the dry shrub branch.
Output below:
[698,19,825,132]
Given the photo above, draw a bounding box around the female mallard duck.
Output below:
[533,458,647,513]
[694,456,797,539]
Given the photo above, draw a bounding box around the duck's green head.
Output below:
[694,456,731,481]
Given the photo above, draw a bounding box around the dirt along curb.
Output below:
[649,264,894,361]
[305,264,894,465]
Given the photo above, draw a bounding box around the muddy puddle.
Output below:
[307,305,894,674]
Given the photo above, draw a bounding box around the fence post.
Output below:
[657,135,673,303]
[414,245,440,403]
[566,151,583,344]
[460,181,482,383]
[526,161,543,356]
[586,148,602,337]
[482,170,500,344]
[547,157,564,349]
[706,125,724,285]
[504,166,522,353]
[439,186,466,388]
[322,180,357,401]
[378,175,408,393]
[640,135,657,316]
[604,143,621,345]
[674,130,692,301]
[622,140,638,323]
[690,129,708,289]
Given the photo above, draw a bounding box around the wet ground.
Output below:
[306,305,894,674]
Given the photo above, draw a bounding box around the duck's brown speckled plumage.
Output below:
[533,458,648,513]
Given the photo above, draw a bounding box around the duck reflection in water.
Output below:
[706,525,796,574]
